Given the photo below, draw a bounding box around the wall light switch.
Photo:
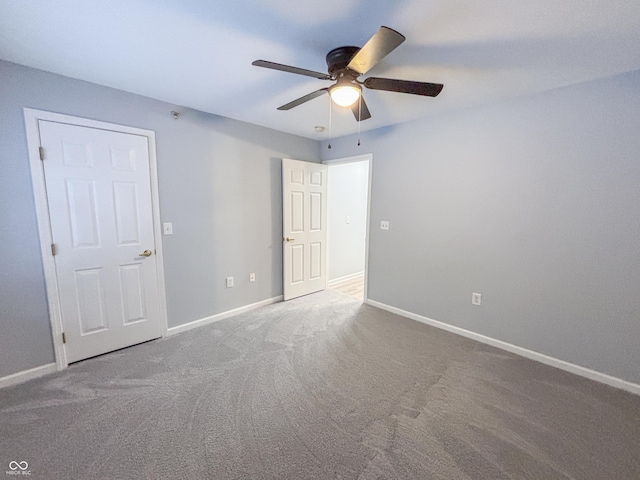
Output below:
[249,273,256,282]
[163,222,173,235]
[346,215,350,224]
[380,221,390,230]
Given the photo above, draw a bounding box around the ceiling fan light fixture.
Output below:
[329,83,360,107]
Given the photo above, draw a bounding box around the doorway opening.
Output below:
[324,154,372,302]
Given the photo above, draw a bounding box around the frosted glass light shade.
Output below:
[329,84,360,107]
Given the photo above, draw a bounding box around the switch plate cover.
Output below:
[472,293,482,306]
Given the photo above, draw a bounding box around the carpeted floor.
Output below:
[1,290,639,479]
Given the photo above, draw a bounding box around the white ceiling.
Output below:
[1,0,640,140]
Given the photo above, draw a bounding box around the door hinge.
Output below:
[62,332,66,344]
[51,243,57,256]
[39,146,45,160]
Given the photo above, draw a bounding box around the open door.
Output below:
[282,158,328,300]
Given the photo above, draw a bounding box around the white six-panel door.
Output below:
[282,159,328,300]
[39,120,162,363]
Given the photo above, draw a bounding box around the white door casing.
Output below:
[282,159,328,300]
[25,110,167,367]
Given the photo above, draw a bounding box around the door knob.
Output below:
[285,237,295,242]
[140,250,153,257]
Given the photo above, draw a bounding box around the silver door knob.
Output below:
[285,237,295,242]
[140,250,153,257]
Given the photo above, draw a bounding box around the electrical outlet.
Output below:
[226,277,234,288]
[249,273,255,282]
[472,293,482,306]
[163,222,173,235]
[380,220,390,230]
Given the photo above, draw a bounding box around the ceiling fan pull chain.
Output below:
[357,94,362,146]
[328,95,332,149]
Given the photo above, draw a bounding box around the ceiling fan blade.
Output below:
[252,60,331,80]
[347,26,406,75]
[277,88,329,110]
[350,96,372,122]
[363,77,444,97]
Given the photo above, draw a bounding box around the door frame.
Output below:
[23,108,169,370]
[323,153,372,301]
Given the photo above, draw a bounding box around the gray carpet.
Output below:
[1,290,639,479]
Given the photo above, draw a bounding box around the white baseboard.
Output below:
[167,296,283,336]
[328,271,365,287]
[0,363,58,390]
[365,299,640,396]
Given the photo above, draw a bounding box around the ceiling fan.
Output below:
[252,26,444,122]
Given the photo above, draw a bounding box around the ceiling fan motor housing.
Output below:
[326,46,360,77]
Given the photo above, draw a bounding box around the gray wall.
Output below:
[322,70,640,385]
[0,60,320,378]
[327,161,369,282]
